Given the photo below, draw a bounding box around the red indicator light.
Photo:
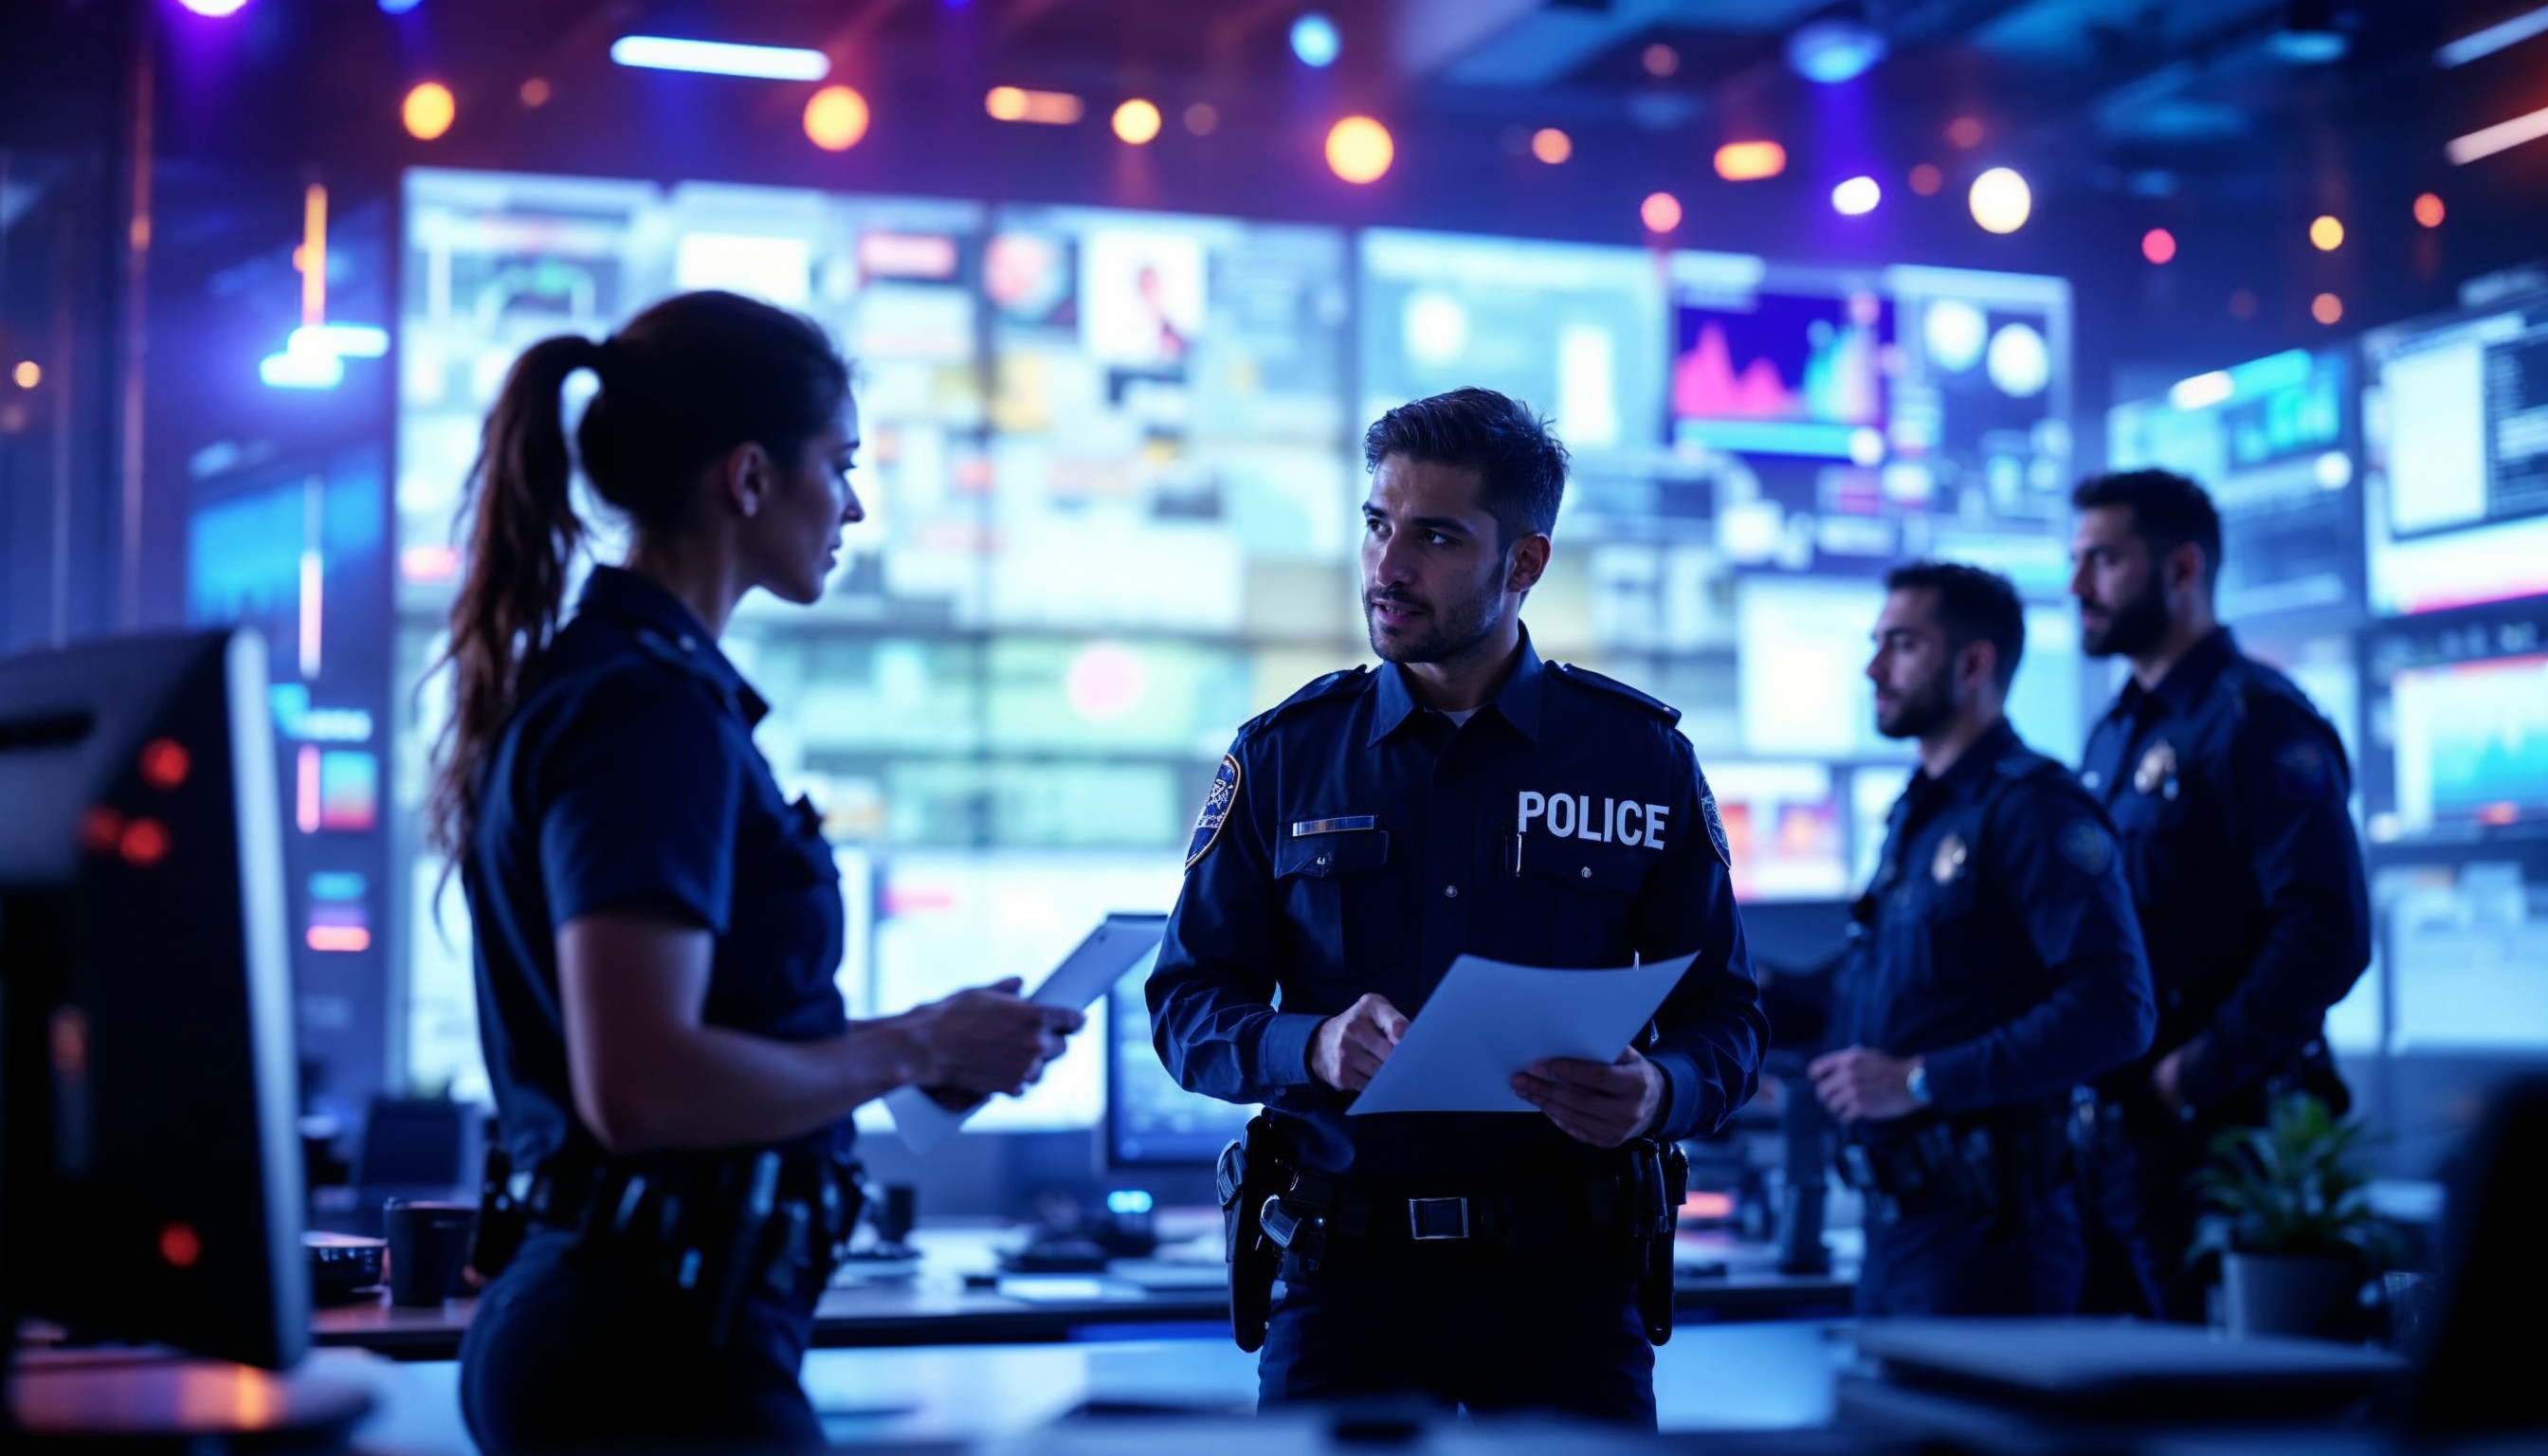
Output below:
[160,1223,202,1269]
[140,738,191,790]
[49,1008,89,1079]
[81,808,124,854]
[306,925,373,953]
[120,818,170,868]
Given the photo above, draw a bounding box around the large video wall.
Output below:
[391,168,2080,1134]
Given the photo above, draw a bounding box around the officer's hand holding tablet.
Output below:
[903,976,1083,1101]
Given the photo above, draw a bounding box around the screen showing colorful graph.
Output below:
[2389,653,2548,833]
[1671,290,1889,461]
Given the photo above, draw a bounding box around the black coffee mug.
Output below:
[385,1199,476,1305]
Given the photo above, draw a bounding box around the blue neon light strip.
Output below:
[610,35,829,81]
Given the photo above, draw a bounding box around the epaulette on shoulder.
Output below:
[1993,747,2063,783]
[1549,662,1683,726]
[1248,665,1373,733]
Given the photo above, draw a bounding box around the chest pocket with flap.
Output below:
[1274,826,1398,974]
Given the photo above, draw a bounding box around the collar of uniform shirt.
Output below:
[577,565,771,725]
[1916,717,2023,806]
[2116,624,2241,725]
[1364,627,1545,748]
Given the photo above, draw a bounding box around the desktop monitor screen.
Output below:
[2364,297,2548,615]
[0,629,309,1368]
[1106,956,1256,1168]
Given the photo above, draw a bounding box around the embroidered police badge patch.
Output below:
[1932,832,1969,884]
[1186,755,1241,871]
[1697,774,1732,869]
[2059,819,2113,875]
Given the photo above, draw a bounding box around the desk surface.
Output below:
[314,1224,1856,1361]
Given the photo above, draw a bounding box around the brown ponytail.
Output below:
[426,290,850,860]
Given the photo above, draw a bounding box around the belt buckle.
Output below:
[1408,1196,1470,1241]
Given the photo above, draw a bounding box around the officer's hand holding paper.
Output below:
[887,913,1164,1155]
[1343,952,1697,1117]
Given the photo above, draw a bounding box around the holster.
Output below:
[1627,1138,1688,1345]
[1217,1113,1283,1353]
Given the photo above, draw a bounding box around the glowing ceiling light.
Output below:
[1787,17,1887,83]
[2448,102,2548,164]
[2437,4,2548,66]
[804,85,870,151]
[1831,175,1882,215]
[402,82,455,140]
[1530,128,1572,164]
[1714,141,1786,182]
[2309,214,2344,250]
[1640,191,1683,233]
[2313,292,2344,325]
[290,324,390,358]
[2414,192,2446,228]
[1290,13,1340,67]
[1946,117,1984,149]
[377,0,423,12]
[2142,228,2176,264]
[1325,116,1392,184]
[1112,99,1162,145]
[1968,167,2030,233]
[1908,163,1943,195]
[1643,44,1679,78]
[176,0,249,15]
[11,361,38,390]
[609,36,829,81]
[986,86,1083,124]
[1184,102,1219,136]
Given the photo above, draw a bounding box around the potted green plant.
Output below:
[2193,1094,2389,1340]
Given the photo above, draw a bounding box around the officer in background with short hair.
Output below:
[1815,561,2155,1317]
[1147,387,1767,1427]
[2068,470,2371,1321]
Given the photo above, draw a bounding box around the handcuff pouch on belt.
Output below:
[523,1148,865,1348]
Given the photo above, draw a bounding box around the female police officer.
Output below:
[428,290,1081,1451]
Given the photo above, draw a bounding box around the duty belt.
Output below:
[1839,1105,2069,1228]
[522,1146,864,1346]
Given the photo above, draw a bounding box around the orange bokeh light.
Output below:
[1908,163,1943,196]
[804,85,870,152]
[1714,141,1786,182]
[1325,116,1394,184]
[2414,192,2445,228]
[2142,228,2176,264]
[2312,292,2344,325]
[1641,191,1684,233]
[402,82,455,141]
[1530,128,1572,165]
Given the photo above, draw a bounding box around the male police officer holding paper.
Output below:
[2068,470,2371,1321]
[1147,388,1767,1427]
[1814,562,2155,1317]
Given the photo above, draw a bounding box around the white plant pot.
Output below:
[2222,1251,2356,1339]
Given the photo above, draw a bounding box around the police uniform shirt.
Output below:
[464,567,850,1174]
[1146,632,1769,1183]
[1842,719,2156,1117]
[2078,627,2370,1110]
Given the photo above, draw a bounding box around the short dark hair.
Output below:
[1362,387,1570,550]
[2071,469,2222,590]
[1884,559,2026,692]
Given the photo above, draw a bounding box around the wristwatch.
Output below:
[1906,1059,1933,1106]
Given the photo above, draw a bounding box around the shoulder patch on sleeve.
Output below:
[2058,818,2114,875]
[1551,663,1684,726]
[1185,755,1242,871]
[2273,737,2336,802]
[1695,768,1732,870]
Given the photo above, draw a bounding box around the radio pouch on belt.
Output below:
[1218,1113,1282,1353]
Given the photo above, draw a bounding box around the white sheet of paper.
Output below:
[1345,952,1697,1116]
[886,914,1166,1155]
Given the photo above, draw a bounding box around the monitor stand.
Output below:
[9,1347,373,1452]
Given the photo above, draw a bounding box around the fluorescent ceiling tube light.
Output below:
[610,36,829,82]
[2437,4,2548,67]
[2448,103,2548,165]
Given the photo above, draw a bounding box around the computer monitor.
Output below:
[1104,954,1257,1169]
[0,628,309,1370]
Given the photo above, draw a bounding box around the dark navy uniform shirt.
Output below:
[1840,719,2155,1119]
[464,567,851,1174]
[2078,628,2370,1111]
[1145,633,1768,1184]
